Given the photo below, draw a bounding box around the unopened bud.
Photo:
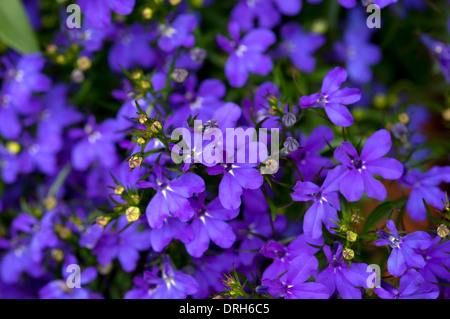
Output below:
[54,224,71,239]
[96,216,111,227]
[131,71,142,81]
[398,113,409,124]
[169,0,182,5]
[77,56,92,71]
[51,249,64,262]
[137,137,146,146]
[342,247,354,260]
[6,141,20,154]
[129,155,143,169]
[339,225,347,232]
[151,121,162,132]
[115,185,125,195]
[443,108,450,122]
[351,214,361,224]
[46,44,57,55]
[260,158,279,175]
[346,231,358,242]
[283,137,299,153]
[311,19,328,34]
[70,69,84,83]
[374,93,387,109]
[131,195,140,204]
[141,80,151,89]
[139,114,148,124]
[126,206,141,222]
[282,112,296,128]
[172,68,189,83]
[142,7,153,19]
[44,197,57,211]
[56,55,66,64]
[437,224,449,238]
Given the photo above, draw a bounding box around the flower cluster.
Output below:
[0,0,449,300]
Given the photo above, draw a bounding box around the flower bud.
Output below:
[96,216,111,227]
[139,114,148,124]
[51,249,64,262]
[398,113,409,124]
[282,112,296,128]
[44,197,57,211]
[141,80,151,89]
[339,225,347,232]
[151,121,162,132]
[131,195,140,204]
[142,7,153,19]
[346,231,358,242]
[169,0,182,5]
[311,19,328,34]
[172,68,189,83]
[283,137,300,153]
[70,69,84,83]
[373,93,387,109]
[342,247,354,260]
[137,137,146,146]
[129,155,143,169]
[126,207,141,222]
[6,141,20,154]
[54,224,71,239]
[77,56,92,71]
[46,44,57,55]
[114,185,125,195]
[437,224,449,238]
[443,108,450,122]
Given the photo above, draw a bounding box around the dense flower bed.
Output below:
[0,0,449,299]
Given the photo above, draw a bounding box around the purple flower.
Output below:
[291,166,344,239]
[69,117,121,171]
[374,220,433,277]
[92,216,151,273]
[333,9,381,84]
[185,194,240,257]
[0,143,21,184]
[288,125,334,181]
[374,269,439,299]
[206,161,264,210]
[420,34,450,82]
[1,53,51,108]
[169,77,226,127]
[39,255,98,299]
[217,22,276,87]
[401,166,450,221]
[261,253,329,299]
[299,67,361,127]
[138,168,205,229]
[157,14,198,52]
[260,234,322,280]
[77,0,135,29]
[126,257,199,299]
[149,217,193,253]
[333,129,403,202]
[108,23,156,73]
[417,236,450,283]
[315,243,375,299]
[277,22,325,73]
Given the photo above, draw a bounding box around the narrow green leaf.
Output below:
[363,201,396,234]
[0,0,39,54]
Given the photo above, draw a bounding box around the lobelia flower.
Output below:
[126,257,199,299]
[185,193,240,257]
[420,34,450,83]
[0,88,21,140]
[169,76,226,127]
[315,243,375,299]
[261,253,330,299]
[217,22,276,88]
[276,22,325,73]
[39,255,98,299]
[205,139,268,210]
[175,47,207,72]
[417,236,450,283]
[77,0,135,29]
[231,195,287,265]
[299,66,361,127]
[287,125,334,181]
[157,14,198,53]
[0,142,21,184]
[374,220,433,277]
[401,166,450,221]
[92,215,151,273]
[137,166,205,229]
[149,216,193,253]
[260,234,323,280]
[333,129,403,202]
[291,166,343,239]
[1,53,51,108]
[108,23,156,73]
[230,0,303,31]
[374,269,439,299]
[17,132,59,176]
[333,8,381,84]
[69,116,122,171]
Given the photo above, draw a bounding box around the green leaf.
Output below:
[363,201,396,234]
[0,0,39,54]
[423,199,443,224]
